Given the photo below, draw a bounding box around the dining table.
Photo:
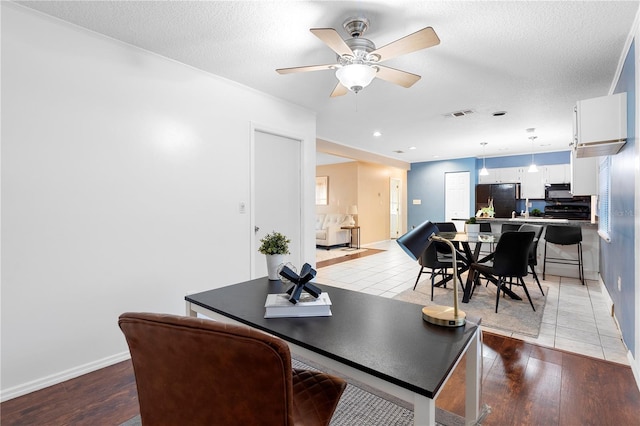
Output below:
[436,231,523,303]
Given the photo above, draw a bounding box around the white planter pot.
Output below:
[266,254,285,280]
[466,224,480,235]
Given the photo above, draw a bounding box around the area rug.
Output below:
[394,280,548,338]
[119,356,490,426]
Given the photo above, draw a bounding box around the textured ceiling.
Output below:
[16,0,639,163]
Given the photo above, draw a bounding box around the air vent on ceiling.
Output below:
[446,109,474,118]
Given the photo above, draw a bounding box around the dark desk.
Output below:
[185,278,482,426]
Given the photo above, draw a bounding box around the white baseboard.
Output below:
[598,276,615,317]
[628,351,640,393]
[598,276,640,392]
[0,351,131,402]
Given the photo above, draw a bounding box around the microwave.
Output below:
[545,183,573,201]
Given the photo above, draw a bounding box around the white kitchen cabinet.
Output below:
[542,164,570,184]
[477,169,495,184]
[479,167,522,184]
[521,170,545,199]
[570,150,598,195]
[574,92,627,157]
[481,165,571,198]
[499,167,522,183]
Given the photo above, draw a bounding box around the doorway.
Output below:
[252,129,302,279]
[390,177,401,239]
[445,171,470,231]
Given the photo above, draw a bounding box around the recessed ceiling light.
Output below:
[373,131,382,137]
[392,150,404,154]
[492,111,507,117]
[409,146,417,150]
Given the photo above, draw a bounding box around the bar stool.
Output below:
[543,225,584,285]
[501,223,521,232]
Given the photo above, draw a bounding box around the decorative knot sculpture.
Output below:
[279,263,322,304]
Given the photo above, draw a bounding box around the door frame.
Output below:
[390,177,402,239]
[250,123,306,278]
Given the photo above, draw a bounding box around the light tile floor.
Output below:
[316,240,630,365]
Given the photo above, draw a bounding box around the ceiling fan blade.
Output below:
[276,64,337,74]
[330,82,348,97]
[310,28,354,57]
[370,27,440,62]
[374,65,421,88]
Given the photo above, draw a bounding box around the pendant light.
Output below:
[479,142,489,176]
[528,136,538,173]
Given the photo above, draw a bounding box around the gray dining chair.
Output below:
[518,224,545,295]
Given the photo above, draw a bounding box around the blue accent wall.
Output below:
[475,151,570,169]
[601,41,636,355]
[407,158,476,228]
[407,152,571,228]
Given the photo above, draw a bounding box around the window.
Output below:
[315,176,328,205]
[598,156,611,242]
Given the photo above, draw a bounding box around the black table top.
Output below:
[185,278,480,398]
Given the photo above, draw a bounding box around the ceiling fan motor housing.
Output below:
[339,37,378,65]
[343,16,369,37]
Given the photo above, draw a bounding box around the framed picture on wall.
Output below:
[316,176,328,205]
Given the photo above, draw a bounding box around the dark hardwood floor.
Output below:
[2,331,639,425]
[316,247,385,268]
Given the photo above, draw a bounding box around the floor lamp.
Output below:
[397,221,466,327]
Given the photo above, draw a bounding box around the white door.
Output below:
[390,178,401,239]
[445,172,470,230]
[252,130,301,278]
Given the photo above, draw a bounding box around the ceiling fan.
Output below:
[276,17,440,97]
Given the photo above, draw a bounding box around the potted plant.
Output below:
[531,208,542,217]
[465,216,480,235]
[259,231,291,280]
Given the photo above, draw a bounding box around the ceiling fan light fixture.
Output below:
[336,64,376,93]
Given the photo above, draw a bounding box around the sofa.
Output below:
[316,214,351,249]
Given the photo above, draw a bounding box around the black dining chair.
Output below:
[478,222,494,254]
[468,231,536,313]
[414,242,467,300]
[414,223,466,300]
[433,221,461,258]
[517,224,545,295]
[543,225,584,285]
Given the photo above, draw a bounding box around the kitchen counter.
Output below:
[474,217,599,280]
[476,217,597,228]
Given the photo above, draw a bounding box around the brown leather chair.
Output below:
[119,312,346,426]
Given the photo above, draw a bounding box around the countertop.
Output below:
[475,217,597,227]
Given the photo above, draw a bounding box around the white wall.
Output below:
[0,3,317,400]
